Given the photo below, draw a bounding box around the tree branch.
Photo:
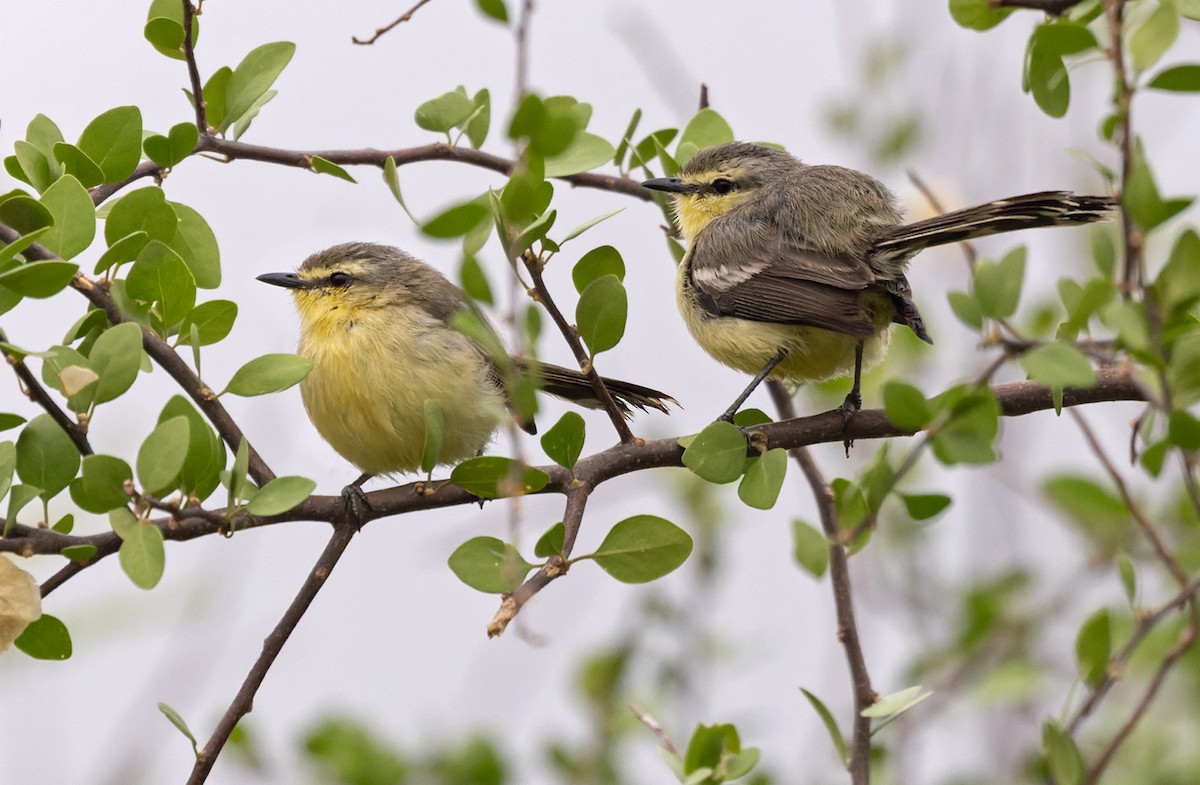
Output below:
[186,522,358,785]
[4,351,93,456]
[352,0,438,45]
[989,0,1088,14]
[182,0,207,133]
[768,380,873,783]
[523,251,636,444]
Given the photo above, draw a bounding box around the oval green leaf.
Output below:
[447,536,534,593]
[450,456,550,499]
[680,420,748,484]
[14,614,72,660]
[15,413,80,499]
[223,353,312,397]
[137,415,190,496]
[590,515,693,583]
[576,274,627,356]
[246,475,316,516]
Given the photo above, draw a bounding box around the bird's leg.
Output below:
[718,348,789,422]
[841,341,864,455]
[340,472,374,528]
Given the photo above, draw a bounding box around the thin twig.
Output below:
[1082,611,1198,785]
[352,0,437,45]
[5,353,93,456]
[488,484,588,636]
[1102,0,1141,295]
[181,0,207,133]
[513,0,534,101]
[989,0,1088,13]
[767,380,874,784]
[186,523,357,784]
[1070,409,1188,586]
[193,137,652,200]
[523,252,636,444]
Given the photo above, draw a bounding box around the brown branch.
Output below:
[1102,0,1141,295]
[1083,611,1198,785]
[768,380,873,783]
[513,0,534,101]
[193,137,652,200]
[1067,570,1200,734]
[989,0,1087,14]
[352,0,437,45]
[488,484,588,637]
[4,367,1147,573]
[89,161,165,206]
[186,523,357,784]
[0,226,276,488]
[4,353,93,456]
[1070,409,1188,586]
[523,252,636,444]
[182,0,207,133]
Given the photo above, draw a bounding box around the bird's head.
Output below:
[258,242,461,331]
[642,142,798,240]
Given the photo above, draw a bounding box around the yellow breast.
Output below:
[294,294,506,476]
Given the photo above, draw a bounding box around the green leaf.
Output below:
[227,438,252,507]
[737,448,787,509]
[137,415,190,496]
[1019,343,1096,403]
[791,519,829,578]
[459,254,493,305]
[571,246,625,293]
[0,227,52,268]
[88,322,143,404]
[166,202,221,289]
[415,91,475,134]
[1146,63,1200,91]
[12,141,54,193]
[544,132,615,177]
[5,484,43,534]
[311,155,357,183]
[76,106,143,183]
[949,0,1014,30]
[246,476,316,516]
[681,421,748,484]
[1042,721,1084,785]
[52,143,105,188]
[0,192,54,234]
[1075,608,1111,686]
[576,274,627,356]
[160,396,225,502]
[118,519,166,590]
[676,109,735,165]
[94,231,150,275]
[861,685,933,719]
[143,122,200,168]
[158,702,199,754]
[589,515,693,583]
[534,522,565,558]
[104,187,178,246]
[475,0,508,22]
[126,241,197,330]
[0,260,78,298]
[801,688,848,763]
[450,456,549,498]
[38,175,95,260]
[1129,0,1180,72]
[947,290,984,330]
[178,299,237,346]
[930,389,1000,465]
[144,0,198,60]
[0,414,25,432]
[420,399,445,475]
[1026,42,1070,118]
[201,67,232,130]
[883,381,933,431]
[61,544,97,564]
[684,723,741,774]
[540,411,586,471]
[559,209,624,246]
[1117,553,1137,604]
[14,614,72,660]
[69,454,133,513]
[447,536,534,593]
[222,42,296,133]
[16,414,79,499]
[423,201,490,239]
[223,353,313,396]
[1124,141,1193,231]
[901,493,952,521]
[465,88,491,148]
[973,246,1026,318]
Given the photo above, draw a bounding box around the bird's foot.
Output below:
[340,476,373,529]
[840,390,862,457]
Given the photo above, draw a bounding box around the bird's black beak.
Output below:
[256,272,312,290]
[642,177,696,194]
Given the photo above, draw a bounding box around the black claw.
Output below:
[340,473,374,528]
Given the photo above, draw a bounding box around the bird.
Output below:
[258,242,674,492]
[642,141,1115,422]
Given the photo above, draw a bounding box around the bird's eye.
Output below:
[712,178,736,195]
[329,271,352,287]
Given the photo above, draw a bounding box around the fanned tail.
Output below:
[516,359,677,418]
